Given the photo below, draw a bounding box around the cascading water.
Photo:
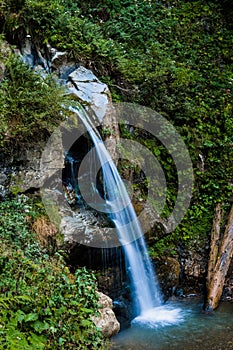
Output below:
[64,154,83,206]
[69,106,183,326]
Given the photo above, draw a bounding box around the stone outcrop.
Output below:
[93,292,120,338]
[0,40,11,81]
[0,61,5,81]
[0,142,47,198]
[59,210,120,248]
[67,65,120,160]
[68,66,109,122]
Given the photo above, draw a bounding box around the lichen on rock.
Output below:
[93,292,120,338]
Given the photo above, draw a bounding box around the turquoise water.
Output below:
[112,299,233,350]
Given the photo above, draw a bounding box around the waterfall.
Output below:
[69,106,163,316]
[66,153,76,188]
[64,154,83,206]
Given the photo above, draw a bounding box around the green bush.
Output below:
[0,51,69,147]
[0,196,107,349]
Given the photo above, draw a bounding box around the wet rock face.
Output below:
[67,65,120,160]
[156,257,180,298]
[92,292,120,338]
[154,246,209,298]
[180,251,207,294]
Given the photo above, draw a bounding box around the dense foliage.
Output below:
[0,38,69,148]
[0,1,232,263]
[0,196,106,349]
[79,0,233,255]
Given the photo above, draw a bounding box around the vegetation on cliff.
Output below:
[0,38,69,148]
[0,0,232,326]
[0,195,107,349]
[0,1,232,250]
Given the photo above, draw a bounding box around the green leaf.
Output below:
[24,313,39,322]
[32,320,49,333]
[16,310,26,322]
[81,319,92,327]
[80,307,93,314]
[29,332,47,349]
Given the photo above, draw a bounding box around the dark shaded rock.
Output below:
[113,295,133,330]
[179,249,208,295]
[0,173,7,185]
[156,257,181,298]
[223,259,233,301]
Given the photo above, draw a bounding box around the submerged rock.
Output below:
[93,292,120,338]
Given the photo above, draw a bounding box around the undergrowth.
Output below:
[0,195,107,349]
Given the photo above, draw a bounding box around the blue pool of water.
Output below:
[112,298,233,350]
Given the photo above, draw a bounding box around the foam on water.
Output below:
[131,305,186,329]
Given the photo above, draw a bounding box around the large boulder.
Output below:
[93,292,120,338]
[5,131,64,195]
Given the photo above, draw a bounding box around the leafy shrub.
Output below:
[0,51,69,147]
[0,195,43,259]
[0,196,107,349]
